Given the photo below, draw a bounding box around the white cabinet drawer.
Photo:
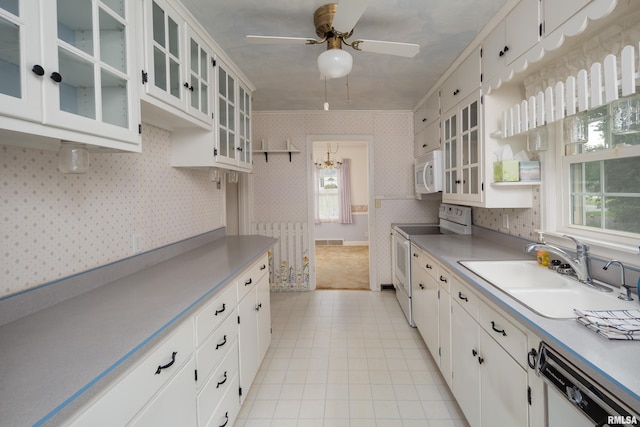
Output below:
[478,301,527,368]
[195,283,237,346]
[451,277,479,320]
[67,321,194,426]
[128,357,197,427]
[197,342,239,427]
[196,310,238,385]
[237,254,269,301]
[203,373,240,427]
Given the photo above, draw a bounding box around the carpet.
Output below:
[315,246,370,290]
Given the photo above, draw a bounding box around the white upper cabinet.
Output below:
[215,61,237,166]
[481,0,540,86]
[414,90,440,134]
[237,83,252,168]
[141,0,214,128]
[0,0,141,151]
[542,0,591,36]
[441,49,481,114]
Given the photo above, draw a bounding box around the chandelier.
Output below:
[315,142,342,169]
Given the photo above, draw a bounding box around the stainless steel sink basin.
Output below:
[458,260,637,319]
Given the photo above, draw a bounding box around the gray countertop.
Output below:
[409,229,640,414]
[0,235,276,427]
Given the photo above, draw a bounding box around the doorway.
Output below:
[308,138,374,290]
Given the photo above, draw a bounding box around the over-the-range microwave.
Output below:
[414,150,442,195]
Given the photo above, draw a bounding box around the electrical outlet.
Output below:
[500,213,510,233]
[133,235,142,254]
[375,199,381,208]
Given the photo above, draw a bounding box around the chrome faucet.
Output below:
[603,260,633,301]
[524,234,612,292]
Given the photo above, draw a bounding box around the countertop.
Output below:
[409,229,640,414]
[0,235,276,427]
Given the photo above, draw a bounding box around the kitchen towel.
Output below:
[574,309,640,340]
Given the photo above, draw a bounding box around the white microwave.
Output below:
[415,150,442,194]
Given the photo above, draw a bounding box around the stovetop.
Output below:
[392,224,441,239]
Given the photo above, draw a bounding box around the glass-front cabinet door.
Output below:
[41,0,138,144]
[144,0,184,109]
[216,62,237,165]
[238,84,252,167]
[0,1,43,122]
[442,111,458,198]
[0,0,139,146]
[185,28,212,124]
[459,97,481,203]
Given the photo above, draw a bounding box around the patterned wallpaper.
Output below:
[250,111,441,288]
[472,187,541,240]
[1,124,225,298]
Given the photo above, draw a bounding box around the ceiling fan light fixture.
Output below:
[318,47,352,79]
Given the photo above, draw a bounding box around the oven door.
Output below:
[392,231,410,296]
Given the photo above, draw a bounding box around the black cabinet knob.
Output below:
[32,65,45,76]
[50,72,62,83]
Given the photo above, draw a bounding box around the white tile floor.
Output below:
[234,290,470,427]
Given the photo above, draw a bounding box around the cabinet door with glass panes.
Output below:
[185,27,213,125]
[215,61,237,166]
[442,92,482,204]
[0,0,140,147]
[237,84,252,168]
[143,0,184,110]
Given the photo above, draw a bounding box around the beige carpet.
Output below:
[315,246,370,290]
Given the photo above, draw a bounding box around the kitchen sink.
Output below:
[458,260,637,319]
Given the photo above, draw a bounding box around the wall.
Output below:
[0,124,225,298]
[251,111,441,289]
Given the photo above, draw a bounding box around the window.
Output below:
[317,169,339,222]
[560,105,640,239]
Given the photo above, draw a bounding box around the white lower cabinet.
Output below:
[413,254,537,427]
[64,252,271,427]
[450,278,530,427]
[129,357,197,427]
[238,255,271,403]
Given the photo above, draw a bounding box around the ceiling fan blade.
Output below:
[332,0,371,34]
[246,35,316,45]
[354,40,420,57]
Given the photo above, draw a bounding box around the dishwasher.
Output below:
[536,342,639,426]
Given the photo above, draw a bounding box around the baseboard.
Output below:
[344,241,369,246]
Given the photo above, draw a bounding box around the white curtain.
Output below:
[338,158,352,224]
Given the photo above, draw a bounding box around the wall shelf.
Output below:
[491,181,541,187]
[254,149,300,162]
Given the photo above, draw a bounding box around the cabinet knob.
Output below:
[453,89,460,96]
[183,82,194,91]
[478,356,485,365]
[419,283,425,290]
[50,72,62,83]
[422,144,427,148]
[426,264,433,269]
[472,349,478,357]
[455,180,462,184]
[32,65,45,76]
[422,118,427,122]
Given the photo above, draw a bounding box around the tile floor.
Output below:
[234,290,470,427]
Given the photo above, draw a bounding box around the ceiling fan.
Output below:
[246,0,420,79]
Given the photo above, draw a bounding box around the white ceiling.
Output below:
[180,0,508,111]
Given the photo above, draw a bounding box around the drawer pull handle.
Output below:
[439,275,447,283]
[419,283,425,290]
[527,348,538,369]
[260,264,267,270]
[216,335,227,350]
[155,351,177,375]
[245,278,252,286]
[214,303,226,316]
[491,321,507,337]
[426,264,433,269]
[219,411,229,427]
[458,292,468,302]
[216,371,228,388]
[255,303,262,311]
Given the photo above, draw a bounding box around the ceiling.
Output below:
[180,0,509,112]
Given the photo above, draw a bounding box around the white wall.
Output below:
[0,124,225,298]
[251,111,442,288]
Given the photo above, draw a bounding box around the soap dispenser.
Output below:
[535,231,549,267]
